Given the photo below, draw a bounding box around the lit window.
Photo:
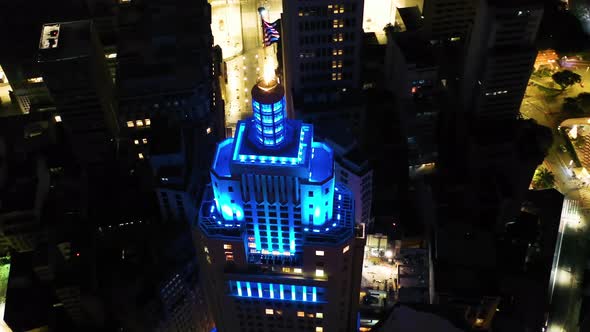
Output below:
[297,311,305,317]
[134,140,139,145]
[142,138,148,144]
[27,77,43,84]
[225,254,234,262]
[307,313,315,318]
[332,60,337,68]
[315,268,325,277]
[339,7,344,13]
[206,127,212,134]
[204,247,209,253]
[145,118,151,126]
[342,245,350,254]
[54,115,62,122]
[316,327,323,332]
[337,73,342,80]
[282,267,291,273]
[224,244,233,250]
[337,60,342,68]
[105,53,117,59]
[299,11,303,16]
[328,5,333,8]
[136,120,144,127]
[138,153,144,159]
[315,250,324,256]
[266,309,274,315]
[474,318,484,326]
[294,268,302,273]
[332,73,337,81]
[316,312,323,318]
[126,121,134,128]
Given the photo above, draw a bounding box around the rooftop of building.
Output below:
[390,31,437,68]
[397,7,423,32]
[38,20,95,62]
[197,182,356,246]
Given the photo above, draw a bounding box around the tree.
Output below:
[563,97,583,115]
[533,168,555,189]
[552,70,582,90]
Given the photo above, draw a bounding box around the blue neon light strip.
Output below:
[235,125,311,166]
[230,280,326,303]
[232,123,246,161]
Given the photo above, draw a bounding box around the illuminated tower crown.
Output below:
[251,78,287,147]
[199,69,355,260]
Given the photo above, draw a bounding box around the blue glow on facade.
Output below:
[229,281,325,303]
[291,285,296,301]
[252,96,287,147]
[246,282,252,297]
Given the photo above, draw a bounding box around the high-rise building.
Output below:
[38,20,118,164]
[194,75,366,331]
[281,0,365,108]
[422,0,475,42]
[116,0,223,162]
[462,0,543,124]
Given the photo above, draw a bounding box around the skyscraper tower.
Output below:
[462,0,543,123]
[194,69,366,332]
[281,0,364,108]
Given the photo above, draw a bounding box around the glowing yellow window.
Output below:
[316,312,323,318]
[316,327,323,332]
[338,60,343,68]
[307,313,315,318]
[342,245,349,253]
[138,153,144,159]
[339,7,344,13]
[332,73,337,81]
[54,115,62,122]
[333,20,339,28]
[315,250,324,256]
[332,60,337,68]
[297,311,305,317]
[126,121,134,128]
[223,244,232,250]
[294,268,302,273]
[328,5,333,9]
[475,318,484,326]
[136,120,144,127]
[142,138,148,144]
[265,309,274,315]
[282,267,291,273]
[206,127,212,134]
[134,139,139,145]
[145,118,151,126]
[299,12,303,16]
[338,49,343,55]
[315,268,325,277]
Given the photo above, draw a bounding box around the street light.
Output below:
[385,250,393,259]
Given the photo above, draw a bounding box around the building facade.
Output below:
[281,0,365,107]
[38,20,118,164]
[462,0,543,123]
[194,77,365,331]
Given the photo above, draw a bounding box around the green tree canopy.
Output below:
[533,167,555,189]
[552,70,582,90]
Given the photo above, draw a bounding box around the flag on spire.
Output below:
[262,19,280,47]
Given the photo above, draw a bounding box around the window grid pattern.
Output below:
[252,97,286,147]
